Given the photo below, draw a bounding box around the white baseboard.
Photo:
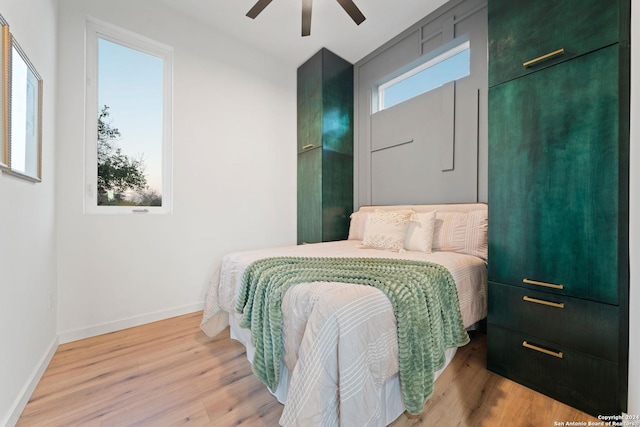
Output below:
[58,302,204,344]
[2,335,59,427]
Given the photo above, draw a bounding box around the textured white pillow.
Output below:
[404,211,436,253]
[432,210,488,260]
[348,211,369,240]
[361,210,413,251]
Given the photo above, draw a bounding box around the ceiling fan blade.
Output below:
[246,0,274,19]
[302,0,312,36]
[336,0,366,25]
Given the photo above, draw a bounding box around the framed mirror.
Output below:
[0,20,8,170]
[6,33,43,181]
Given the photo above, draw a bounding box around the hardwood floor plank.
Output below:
[17,312,600,426]
[100,385,211,427]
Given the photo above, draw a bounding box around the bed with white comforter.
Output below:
[200,203,488,427]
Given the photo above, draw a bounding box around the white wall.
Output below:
[0,0,58,425]
[56,0,297,342]
[628,0,639,416]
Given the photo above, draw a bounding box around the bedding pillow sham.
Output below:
[348,211,369,240]
[432,210,488,260]
[360,209,413,251]
[404,211,436,253]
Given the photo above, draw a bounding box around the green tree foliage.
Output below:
[97,105,148,205]
[135,187,162,207]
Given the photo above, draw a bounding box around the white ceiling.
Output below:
[156,0,449,66]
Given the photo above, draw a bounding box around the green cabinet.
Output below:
[488,0,619,86]
[297,52,322,154]
[488,324,619,416]
[488,46,619,304]
[488,281,618,362]
[297,49,353,244]
[487,0,629,417]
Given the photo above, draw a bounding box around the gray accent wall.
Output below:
[354,0,487,208]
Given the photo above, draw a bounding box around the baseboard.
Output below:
[2,335,59,427]
[58,302,204,344]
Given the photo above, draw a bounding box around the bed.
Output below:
[201,203,488,426]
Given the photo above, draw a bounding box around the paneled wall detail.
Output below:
[440,81,456,171]
[354,0,487,208]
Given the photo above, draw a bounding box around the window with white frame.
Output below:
[85,18,173,214]
[376,39,470,112]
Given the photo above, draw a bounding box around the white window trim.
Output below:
[376,39,470,112]
[84,17,173,214]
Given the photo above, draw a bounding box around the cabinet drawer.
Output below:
[488,282,618,361]
[488,324,620,416]
[488,0,620,86]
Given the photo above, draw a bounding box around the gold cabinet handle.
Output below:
[522,341,564,359]
[302,144,315,150]
[523,278,564,290]
[523,296,565,309]
[523,48,565,68]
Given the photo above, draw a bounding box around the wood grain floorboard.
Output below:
[17,311,599,426]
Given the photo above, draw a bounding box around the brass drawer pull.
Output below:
[523,48,565,68]
[522,341,564,359]
[523,296,565,309]
[302,144,315,150]
[523,278,564,290]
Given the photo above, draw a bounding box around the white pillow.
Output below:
[348,211,369,240]
[404,211,436,253]
[432,210,488,260]
[361,210,413,251]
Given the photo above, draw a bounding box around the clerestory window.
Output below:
[376,39,470,112]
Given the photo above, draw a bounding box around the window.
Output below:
[376,40,470,111]
[85,18,173,214]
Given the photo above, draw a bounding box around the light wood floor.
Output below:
[17,311,598,426]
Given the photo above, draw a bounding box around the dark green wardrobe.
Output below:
[297,48,354,244]
[487,0,630,416]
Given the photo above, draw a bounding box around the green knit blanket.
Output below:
[235,256,470,415]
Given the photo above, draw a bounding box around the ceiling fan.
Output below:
[246,0,366,37]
